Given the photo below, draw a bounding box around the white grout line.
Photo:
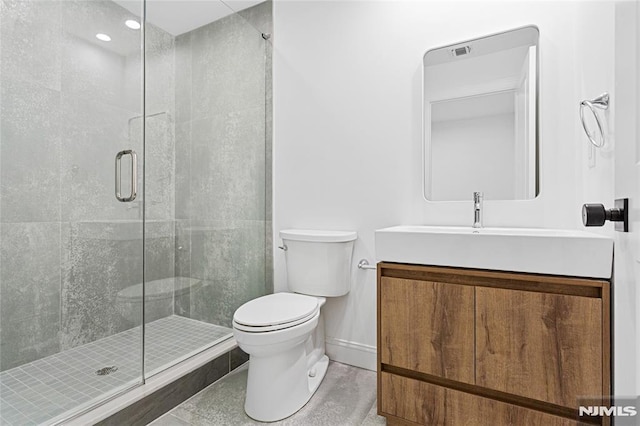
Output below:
[62,338,237,426]
[0,316,234,426]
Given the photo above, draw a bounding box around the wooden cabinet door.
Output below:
[476,287,603,408]
[380,277,474,383]
[380,372,578,426]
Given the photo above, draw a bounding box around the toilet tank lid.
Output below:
[280,229,357,243]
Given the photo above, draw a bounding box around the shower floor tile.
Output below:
[0,315,231,426]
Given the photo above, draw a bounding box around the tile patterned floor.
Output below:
[0,315,231,426]
[150,361,387,426]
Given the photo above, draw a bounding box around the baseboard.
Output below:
[325,337,377,371]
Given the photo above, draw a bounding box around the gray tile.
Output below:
[361,400,387,425]
[0,1,273,419]
[174,33,192,125]
[190,108,266,222]
[145,316,230,374]
[0,316,229,425]
[52,0,147,224]
[170,0,272,325]
[265,36,273,224]
[59,35,128,112]
[190,12,265,121]
[60,221,143,349]
[144,23,176,225]
[188,220,266,328]
[148,413,193,426]
[230,347,249,371]
[0,222,61,322]
[60,0,141,111]
[59,95,140,222]
[0,78,62,223]
[0,0,62,91]
[98,345,230,426]
[265,123,273,218]
[238,0,273,37]
[122,49,143,115]
[174,290,191,320]
[174,220,192,283]
[174,122,192,220]
[144,221,176,283]
[264,5,273,292]
[169,362,377,426]
[265,220,274,294]
[145,22,175,116]
[169,364,256,426]
[0,222,61,371]
[145,114,175,222]
[0,312,60,373]
[275,362,378,426]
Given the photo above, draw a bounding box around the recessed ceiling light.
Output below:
[96,33,111,42]
[125,20,141,30]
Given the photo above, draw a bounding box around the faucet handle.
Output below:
[473,191,483,202]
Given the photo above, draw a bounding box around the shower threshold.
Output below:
[0,315,232,426]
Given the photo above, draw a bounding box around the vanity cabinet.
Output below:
[377,263,611,426]
[380,277,475,383]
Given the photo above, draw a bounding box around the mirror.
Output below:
[423,26,539,201]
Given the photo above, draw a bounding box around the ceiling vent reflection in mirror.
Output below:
[451,46,471,57]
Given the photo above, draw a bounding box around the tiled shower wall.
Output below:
[173,1,273,328]
[0,0,272,371]
[0,0,176,371]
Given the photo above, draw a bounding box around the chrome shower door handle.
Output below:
[115,150,137,202]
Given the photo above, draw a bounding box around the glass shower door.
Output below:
[142,0,272,377]
[0,0,145,424]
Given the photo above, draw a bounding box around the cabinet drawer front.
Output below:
[380,372,578,426]
[380,277,474,383]
[476,287,603,408]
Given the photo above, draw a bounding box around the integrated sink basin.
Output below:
[375,225,613,279]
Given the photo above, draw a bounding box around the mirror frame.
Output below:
[422,25,540,202]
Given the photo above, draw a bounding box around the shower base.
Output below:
[0,315,231,426]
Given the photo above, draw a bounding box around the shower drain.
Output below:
[96,366,118,376]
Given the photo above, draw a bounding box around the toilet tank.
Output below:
[280,229,357,297]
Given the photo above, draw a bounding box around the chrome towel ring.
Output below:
[580,92,609,148]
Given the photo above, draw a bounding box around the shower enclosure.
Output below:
[0,0,272,424]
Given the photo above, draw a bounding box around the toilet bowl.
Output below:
[232,229,356,422]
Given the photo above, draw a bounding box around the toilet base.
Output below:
[307,354,329,397]
[244,351,329,422]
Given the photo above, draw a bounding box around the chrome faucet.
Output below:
[473,192,483,228]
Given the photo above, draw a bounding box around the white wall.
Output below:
[273,0,617,371]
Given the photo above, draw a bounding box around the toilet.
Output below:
[232,229,357,422]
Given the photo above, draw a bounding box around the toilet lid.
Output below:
[233,293,319,328]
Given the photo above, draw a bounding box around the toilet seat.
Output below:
[233,293,319,333]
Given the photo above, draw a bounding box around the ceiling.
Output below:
[113,0,264,36]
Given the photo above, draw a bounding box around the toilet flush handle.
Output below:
[357,259,376,270]
[278,244,287,251]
